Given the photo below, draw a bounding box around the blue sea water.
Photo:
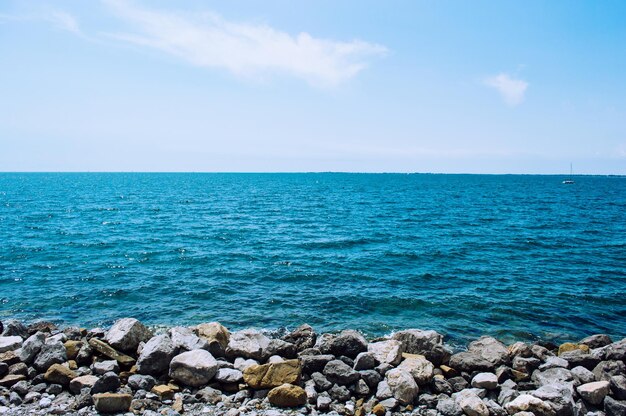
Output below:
[0,173,624,345]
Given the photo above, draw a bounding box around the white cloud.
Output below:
[484,73,528,106]
[47,11,81,35]
[102,0,387,86]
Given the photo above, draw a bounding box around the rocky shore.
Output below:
[0,319,625,416]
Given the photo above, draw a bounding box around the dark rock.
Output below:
[33,342,67,372]
[605,339,626,361]
[468,336,509,366]
[329,384,351,402]
[580,334,613,349]
[8,363,27,376]
[46,383,63,395]
[0,362,7,378]
[265,339,297,359]
[448,376,469,392]
[301,354,334,374]
[593,360,626,381]
[26,322,57,336]
[91,371,121,394]
[531,367,574,386]
[136,335,176,376]
[432,375,453,395]
[354,352,378,370]
[605,397,626,416]
[1,320,28,339]
[311,372,332,391]
[18,332,45,364]
[560,349,600,370]
[611,375,626,400]
[127,374,156,391]
[328,330,368,359]
[283,324,317,352]
[323,359,360,385]
[449,352,494,372]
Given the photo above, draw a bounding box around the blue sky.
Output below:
[1,0,625,173]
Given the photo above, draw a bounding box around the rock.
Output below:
[0,337,22,353]
[611,375,626,400]
[605,339,626,361]
[215,368,243,384]
[44,364,77,385]
[572,365,596,384]
[351,378,371,395]
[499,387,519,407]
[397,355,434,385]
[316,392,332,410]
[471,372,498,390]
[323,359,360,385]
[531,367,574,386]
[372,403,386,416]
[195,386,223,404]
[169,349,218,386]
[267,383,307,407]
[17,332,45,364]
[0,362,6,378]
[170,326,209,352]
[560,349,600,369]
[92,360,119,375]
[227,329,270,360]
[152,384,177,400]
[449,352,494,372]
[136,334,176,376]
[437,397,464,416]
[75,343,93,366]
[8,362,27,376]
[385,368,418,405]
[538,356,568,370]
[92,392,132,413]
[127,374,156,391]
[468,336,509,366]
[594,360,626,381]
[0,374,26,387]
[312,372,332,391]
[301,354,334,374]
[69,375,99,394]
[354,352,378,370]
[196,322,230,357]
[283,324,317,352]
[91,371,120,394]
[234,357,259,371]
[243,359,300,389]
[265,339,297,359]
[376,379,393,400]
[532,383,575,416]
[604,396,626,416]
[504,394,556,416]
[329,330,368,358]
[392,329,443,354]
[558,342,589,356]
[580,334,613,349]
[105,318,152,352]
[1,320,28,338]
[368,340,403,366]
[578,381,611,405]
[454,390,489,416]
[88,338,135,366]
[329,383,351,401]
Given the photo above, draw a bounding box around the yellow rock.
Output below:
[88,338,135,366]
[355,406,365,416]
[196,322,230,355]
[68,360,78,370]
[172,396,184,413]
[511,369,529,381]
[440,365,458,378]
[151,384,176,400]
[558,343,590,356]
[64,340,83,360]
[243,359,301,389]
[44,364,77,385]
[93,393,132,414]
[267,383,307,407]
[372,403,386,416]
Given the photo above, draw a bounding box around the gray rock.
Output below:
[468,336,509,366]
[0,336,22,353]
[227,329,270,360]
[301,354,334,374]
[304,380,318,404]
[1,320,28,338]
[283,324,316,352]
[532,383,575,416]
[454,389,489,416]
[316,392,332,411]
[69,375,99,394]
[169,326,210,352]
[8,392,21,405]
[311,372,332,391]
[127,374,156,391]
[538,356,569,371]
[195,386,223,404]
[323,359,360,385]
[449,376,470,392]
[379,397,399,410]
[485,399,508,416]
[471,372,498,390]
[169,349,218,386]
[367,340,403,366]
[33,341,67,371]
[92,360,119,375]
[137,334,177,376]
[580,335,613,349]
[351,378,370,396]
[11,380,30,396]
[432,375,453,395]
[105,318,152,352]
[605,339,626,361]
[329,384,350,402]
[572,365,596,385]
[328,330,368,359]
[437,397,464,416]
[449,351,494,372]
[90,371,120,394]
[353,352,378,370]
[498,387,519,407]
[593,360,626,381]
[214,368,243,384]
[392,329,443,355]
[604,396,626,416]
[17,332,45,364]
[532,367,574,386]
[385,368,419,405]
[611,375,626,400]
[560,349,600,369]
[503,394,555,416]
[578,381,610,406]
[360,369,382,388]
[265,339,297,359]
[376,379,393,400]
[233,357,259,372]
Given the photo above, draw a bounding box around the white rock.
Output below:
[136,334,176,376]
[169,326,209,352]
[69,375,99,394]
[92,360,119,375]
[385,368,419,405]
[17,332,45,364]
[0,336,23,353]
[368,340,403,366]
[234,357,259,371]
[397,355,434,385]
[454,390,489,416]
[169,349,218,386]
[105,318,152,352]
[213,368,243,384]
[471,372,499,390]
[504,394,555,416]
[577,380,610,405]
[227,329,270,360]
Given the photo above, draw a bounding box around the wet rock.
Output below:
[195,322,230,357]
[169,349,218,386]
[127,374,156,391]
[227,329,270,360]
[578,380,610,405]
[243,359,300,389]
[329,330,368,359]
[594,360,626,381]
[137,334,176,376]
[44,364,77,385]
[324,359,360,385]
[397,355,434,385]
[449,352,494,372]
[267,383,307,407]
[93,392,132,413]
[581,334,613,349]
[368,340,403,366]
[354,352,378,370]
[468,336,509,366]
[454,389,489,416]
[91,371,121,394]
[92,359,119,375]
[471,372,498,390]
[169,326,210,352]
[0,337,22,353]
[88,338,135,366]
[215,368,243,384]
[105,318,152,352]
[17,332,45,364]
[504,394,555,416]
[385,368,418,405]
[283,324,316,352]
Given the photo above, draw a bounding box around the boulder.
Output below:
[329,384,351,401]
[437,397,464,416]
[368,340,403,366]
[312,372,332,391]
[104,318,152,352]
[610,375,626,400]
[214,368,243,384]
[532,383,575,416]
[604,396,626,416]
[196,322,230,357]
[243,359,300,389]
[33,342,67,371]
[392,329,443,354]
[88,338,135,366]
[449,352,494,372]
[323,359,360,385]
[283,324,317,351]
[577,381,610,405]
[560,349,600,369]
[1,320,28,338]
[267,383,307,407]
[92,360,119,375]
[64,340,83,360]
[580,334,613,349]
[593,360,626,381]
[136,334,176,376]
[605,339,626,361]
[170,326,209,352]
[454,389,489,416]
[169,349,218,386]
[127,374,156,391]
[90,371,121,394]
[227,329,270,360]
[0,374,25,387]
[301,354,334,374]
[354,352,378,370]
[0,337,22,353]
[69,375,99,394]
[572,365,596,385]
[329,330,368,358]
[385,368,419,405]
[471,372,498,390]
[531,367,574,386]
[92,393,132,414]
[504,394,556,416]
[17,332,45,364]
[468,336,509,366]
[538,356,568,371]
[397,355,434,385]
[265,339,297,359]
[44,364,77,385]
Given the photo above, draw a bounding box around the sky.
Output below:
[1,0,625,174]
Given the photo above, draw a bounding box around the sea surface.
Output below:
[0,173,625,345]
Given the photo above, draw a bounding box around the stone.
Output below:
[152,384,177,400]
[372,403,386,416]
[92,392,132,413]
[593,360,626,381]
[317,392,332,410]
[227,329,270,360]
[508,342,533,358]
[368,340,403,366]
[243,359,300,389]
[531,367,574,386]
[69,375,99,394]
[301,354,334,374]
[105,318,152,352]
[8,362,27,376]
[196,322,230,357]
[397,355,434,385]
[328,330,368,358]
[385,368,418,405]
[498,387,519,407]
[438,396,464,416]
[127,374,156,391]
[0,337,22,354]
[351,378,370,395]
[0,374,25,387]
[196,386,223,403]
[532,383,575,416]
[578,380,611,405]
[44,364,77,385]
[267,383,307,407]
[170,326,209,352]
[75,343,93,366]
[572,365,596,384]
[605,339,626,361]
[376,379,393,399]
[504,394,556,416]
[265,339,297,359]
[88,338,135,366]
[283,324,317,352]
[560,349,600,369]
[169,349,218,386]
[233,357,259,371]
[454,390,489,416]
[471,372,498,390]
[611,375,626,400]
[17,332,45,364]
[353,352,378,370]
[215,368,243,384]
[323,359,360,385]
[468,336,509,366]
[392,329,443,354]
[0,362,6,378]
[91,371,120,394]
[604,397,626,416]
[538,356,568,370]
[1,320,28,338]
[311,372,332,391]
[92,359,119,375]
[580,334,613,349]
[329,383,351,401]
[136,334,176,376]
[449,352,494,372]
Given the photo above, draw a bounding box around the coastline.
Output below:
[0,318,625,416]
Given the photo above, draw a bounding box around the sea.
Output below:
[0,173,624,345]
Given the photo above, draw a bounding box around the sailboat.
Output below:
[562,163,575,184]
